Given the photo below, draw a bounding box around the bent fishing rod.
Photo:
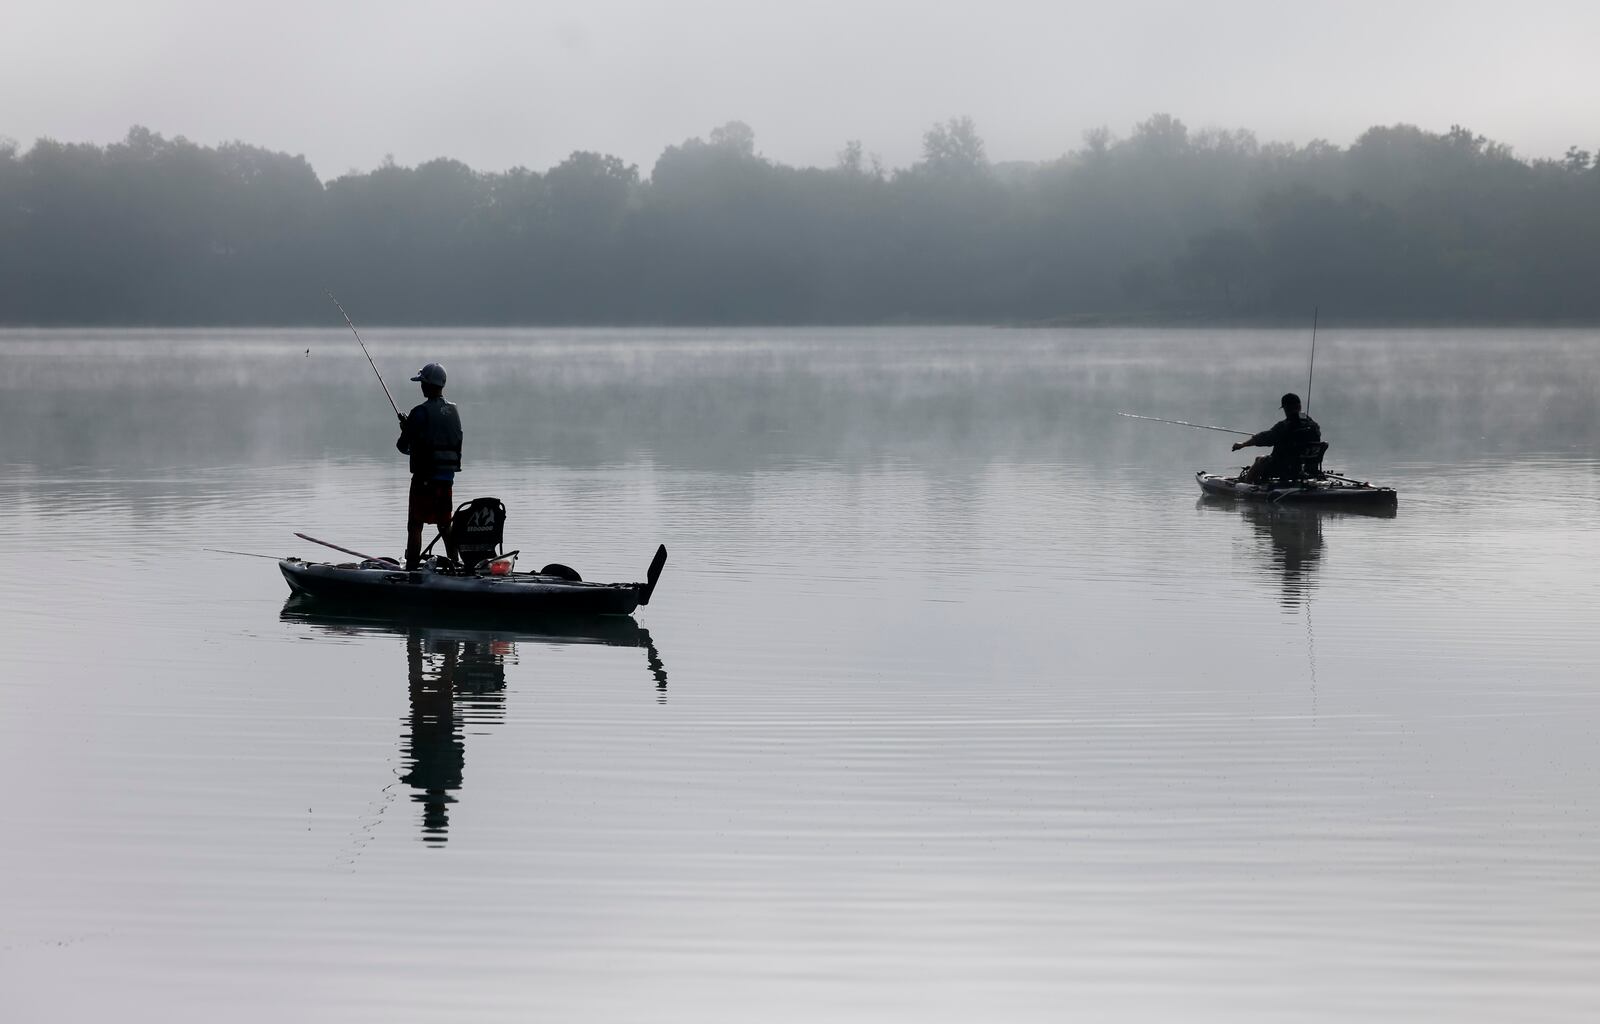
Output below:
[326,290,402,422]
[1116,412,1251,436]
[1306,306,1318,414]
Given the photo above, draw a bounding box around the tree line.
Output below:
[3,116,1599,325]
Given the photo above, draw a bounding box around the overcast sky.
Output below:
[4,0,1596,178]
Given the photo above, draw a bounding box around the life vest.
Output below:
[1287,413,1321,447]
[408,397,463,476]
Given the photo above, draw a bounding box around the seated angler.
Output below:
[1230,392,1320,483]
[396,362,464,570]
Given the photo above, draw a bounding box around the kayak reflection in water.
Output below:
[1199,496,1394,609]
[1238,503,1325,610]
[280,599,670,842]
[398,624,669,840]
[1229,392,1321,483]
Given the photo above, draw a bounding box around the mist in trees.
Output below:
[3,116,1598,325]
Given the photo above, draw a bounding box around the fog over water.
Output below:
[2,327,1598,1021]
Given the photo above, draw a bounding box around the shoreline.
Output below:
[3,315,1600,330]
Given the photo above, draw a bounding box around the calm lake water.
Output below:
[2,327,1598,1022]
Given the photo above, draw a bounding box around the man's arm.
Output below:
[1232,427,1275,452]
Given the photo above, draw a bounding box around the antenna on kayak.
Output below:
[327,290,402,421]
[1305,306,1318,414]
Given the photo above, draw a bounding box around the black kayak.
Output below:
[280,595,662,645]
[1196,471,1398,507]
[279,544,667,618]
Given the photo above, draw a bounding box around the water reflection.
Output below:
[281,600,668,842]
[1244,502,1323,609]
[400,629,505,842]
[1199,497,1395,608]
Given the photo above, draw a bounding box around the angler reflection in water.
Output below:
[401,629,509,842]
[1203,498,1396,608]
[1199,498,1324,608]
[281,600,670,842]
[1240,503,1325,609]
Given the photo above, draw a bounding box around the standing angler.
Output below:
[396,362,463,570]
[1230,392,1320,483]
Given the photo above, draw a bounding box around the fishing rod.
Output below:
[1306,306,1319,414]
[295,531,400,566]
[1117,412,1252,436]
[204,546,283,560]
[326,290,402,422]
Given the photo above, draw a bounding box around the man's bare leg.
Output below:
[405,518,425,570]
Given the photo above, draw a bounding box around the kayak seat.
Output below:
[1250,441,1330,486]
[1295,442,1329,480]
[423,496,510,571]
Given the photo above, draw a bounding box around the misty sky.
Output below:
[5,0,1596,178]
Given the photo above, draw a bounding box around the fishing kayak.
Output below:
[1196,471,1398,506]
[279,544,667,618]
[280,596,661,645]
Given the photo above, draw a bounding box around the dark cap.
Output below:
[410,363,447,387]
[1280,392,1302,410]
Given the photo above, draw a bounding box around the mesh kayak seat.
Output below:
[1248,442,1330,485]
[423,496,516,571]
[1290,442,1329,480]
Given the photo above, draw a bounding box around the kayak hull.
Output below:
[280,559,644,617]
[1196,471,1398,506]
[279,595,660,649]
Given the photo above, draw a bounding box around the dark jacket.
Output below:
[396,396,463,478]
[1249,412,1321,462]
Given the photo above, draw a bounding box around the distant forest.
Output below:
[3,116,1599,325]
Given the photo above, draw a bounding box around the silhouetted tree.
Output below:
[4,118,1600,324]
